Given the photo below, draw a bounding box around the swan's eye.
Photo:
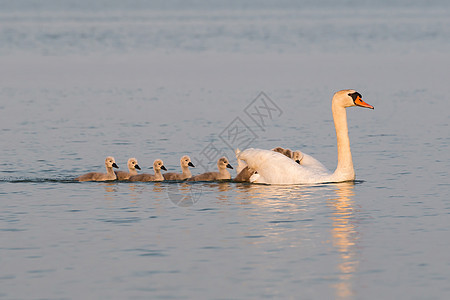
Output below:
[348,91,362,103]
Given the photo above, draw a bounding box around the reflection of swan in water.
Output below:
[232,181,360,299]
[328,182,359,300]
[233,183,311,207]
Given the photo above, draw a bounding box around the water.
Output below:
[1,1,450,299]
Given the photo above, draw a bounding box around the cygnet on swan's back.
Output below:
[115,157,141,180]
[76,156,119,182]
[188,157,233,181]
[234,147,301,182]
[163,155,195,180]
[129,159,166,182]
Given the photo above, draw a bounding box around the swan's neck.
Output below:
[332,103,355,180]
[182,165,191,177]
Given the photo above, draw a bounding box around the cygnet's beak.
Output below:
[112,163,119,169]
[226,163,233,169]
[188,162,195,167]
[135,164,141,170]
[161,165,167,171]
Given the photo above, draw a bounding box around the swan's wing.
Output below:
[238,148,331,184]
[300,153,330,173]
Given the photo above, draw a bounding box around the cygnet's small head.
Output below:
[105,156,119,169]
[292,151,304,164]
[334,89,374,109]
[153,159,167,171]
[128,158,140,170]
[181,155,195,168]
[218,157,233,170]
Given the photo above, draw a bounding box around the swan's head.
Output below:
[153,159,167,171]
[105,156,119,169]
[127,158,140,170]
[292,151,304,164]
[180,155,195,168]
[218,157,233,170]
[334,89,374,109]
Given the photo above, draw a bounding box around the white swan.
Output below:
[115,158,141,180]
[129,159,167,182]
[188,157,233,181]
[163,155,195,180]
[76,156,119,182]
[234,147,323,182]
[238,89,374,184]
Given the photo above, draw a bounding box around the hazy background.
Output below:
[1,1,449,299]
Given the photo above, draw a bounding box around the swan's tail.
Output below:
[235,148,247,174]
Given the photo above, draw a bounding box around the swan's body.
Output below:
[76,156,119,182]
[188,157,233,181]
[163,155,195,180]
[234,147,326,182]
[129,159,166,182]
[296,152,329,173]
[238,90,373,184]
[115,158,141,180]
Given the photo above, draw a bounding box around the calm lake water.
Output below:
[1,1,449,299]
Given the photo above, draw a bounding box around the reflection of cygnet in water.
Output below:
[163,155,195,180]
[129,159,167,182]
[115,158,141,180]
[188,157,233,181]
[76,156,119,182]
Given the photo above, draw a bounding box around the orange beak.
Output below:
[354,96,374,109]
